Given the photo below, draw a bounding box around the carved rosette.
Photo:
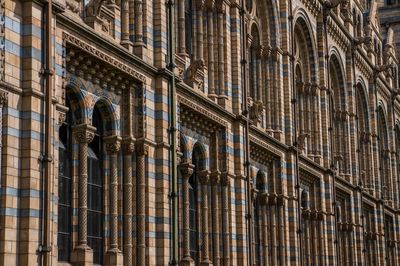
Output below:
[73,124,96,144]
[104,135,122,154]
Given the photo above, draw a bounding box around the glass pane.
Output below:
[58,233,70,262]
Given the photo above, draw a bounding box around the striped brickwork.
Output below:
[0,0,400,265]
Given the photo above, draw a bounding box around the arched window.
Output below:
[300,190,309,209]
[357,15,362,37]
[249,25,261,101]
[294,18,319,157]
[188,145,202,263]
[330,56,349,176]
[188,169,198,264]
[377,107,391,202]
[356,85,372,190]
[58,113,72,262]
[87,106,104,265]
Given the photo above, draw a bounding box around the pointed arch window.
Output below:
[248,26,261,101]
[87,106,104,265]
[377,107,391,202]
[58,113,72,262]
[330,57,349,176]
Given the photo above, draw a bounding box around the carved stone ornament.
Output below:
[180,162,195,179]
[220,172,230,186]
[58,112,67,126]
[184,60,205,91]
[135,141,149,156]
[63,32,146,83]
[72,124,96,143]
[249,100,263,122]
[104,135,122,154]
[197,170,210,185]
[66,0,81,14]
[297,133,309,151]
[0,90,8,106]
[122,136,136,154]
[210,170,221,185]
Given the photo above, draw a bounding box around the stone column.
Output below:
[134,0,144,46]
[207,4,216,99]
[221,172,230,265]
[121,0,132,50]
[136,142,148,266]
[210,171,220,266]
[216,2,226,99]
[180,162,195,265]
[123,137,135,266]
[178,0,186,56]
[196,1,205,63]
[198,170,211,265]
[105,135,123,265]
[72,123,96,265]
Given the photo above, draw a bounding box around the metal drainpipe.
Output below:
[287,0,304,264]
[239,1,253,265]
[40,0,54,265]
[351,43,367,264]
[322,10,341,266]
[166,0,179,265]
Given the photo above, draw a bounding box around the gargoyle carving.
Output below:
[184,60,205,90]
[85,0,106,17]
[249,100,263,122]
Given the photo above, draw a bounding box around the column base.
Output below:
[200,259,213,265]
[104,249,124,266]
[121,40,133,52]
[71,245,93,266]
[133,43,145,59]
[179,257,195,266]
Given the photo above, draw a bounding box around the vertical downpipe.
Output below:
[288,0,304,263]
[167,0,179,264]
[239,1,253,265]
[42,0,54,265]
[322,10,340,266]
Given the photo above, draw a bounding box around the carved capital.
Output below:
[197,170,210,185]
[122,136,136,154]
[0,91,8,106]
[216,0,225,13]
[136,141,149,156]
[196,0,206,10]
[58,112,67,126]
[220,172,230,186]
[210,170,221,185]
[104,135,122,154]
[73,124,96,144]
[180,162,195,179]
